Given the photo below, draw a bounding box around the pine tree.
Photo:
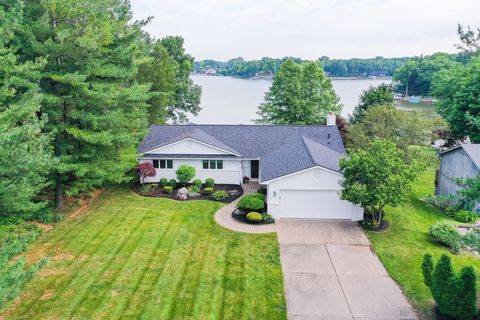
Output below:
[0,0,53,215]
[19,0,151,207]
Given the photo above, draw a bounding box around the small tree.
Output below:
[176,165,196,186]
[137,162,156,186]
[340,139,421,227]
[422,253,477,320]
[349,83,394,124]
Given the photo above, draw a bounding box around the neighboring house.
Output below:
[137,115,363,221]
[436,143,480,199]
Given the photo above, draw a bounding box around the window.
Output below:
[202,160,223,169]
[154,159,173,169]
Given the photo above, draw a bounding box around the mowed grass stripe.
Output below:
[1,187,287,320]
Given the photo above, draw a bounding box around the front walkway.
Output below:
[214,181,277,234]
[278,220,417,320]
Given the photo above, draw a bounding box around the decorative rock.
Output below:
[177,187,188,196]
[188,192,200,198]
[178,194,188,200]
[229,190,240,196]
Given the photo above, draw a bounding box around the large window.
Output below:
[203,160,223,169]
[153,159,173,169]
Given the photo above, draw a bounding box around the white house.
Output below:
[137,116,363,221]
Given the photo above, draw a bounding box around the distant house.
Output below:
[436,144,480,197]
[137,114,363,221]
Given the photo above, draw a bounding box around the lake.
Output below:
[190,75,434,124]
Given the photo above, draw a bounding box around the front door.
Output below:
[251,160,259,179]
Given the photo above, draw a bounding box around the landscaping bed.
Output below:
[132,183,243,203]
[232,208,274,225]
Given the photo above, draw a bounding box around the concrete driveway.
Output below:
[277,220,417,320]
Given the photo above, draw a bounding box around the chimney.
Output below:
[326,112,336,126]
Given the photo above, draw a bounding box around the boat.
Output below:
[408,96,421,103]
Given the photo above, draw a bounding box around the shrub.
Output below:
[257,186,267,195]
[168,179,176,188]
[463,229,480,253]
[193,179,202,188]
[205,178,215,188]
[251,193,266,202]
[429,223,463,253]
[176,165,196,186]
[212,190,229,201]
[422,253,477,320]
[159,178,168,187]
[246,212,263,222]
[190,185,200,193]
[425,194,458,212]
[237,196,265,212]
[150,183,158,190]
[454,210,478,224]
[139,184,152,193]
[164,186,173,194]
[204,187,214,194]
[261,212,274,223]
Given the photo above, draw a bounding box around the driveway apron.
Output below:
[277,219,418,320]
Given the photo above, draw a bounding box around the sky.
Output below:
[130,0,480,61]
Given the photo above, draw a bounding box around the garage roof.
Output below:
[138,124,346,182]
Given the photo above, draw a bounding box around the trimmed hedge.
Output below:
[193,179,202,188]
[246,212,263,222]
[237,195,265,211]
[205,178,215,188]
[204,187,214,194]
[168,179,176,188]
[159,178,168,187]
[164,186,173,194]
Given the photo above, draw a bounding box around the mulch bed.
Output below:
[359,218,390,232]
[231,209,274,225]
[132,183,243,203]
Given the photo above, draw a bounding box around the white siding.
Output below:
[147,139,231,155]
[265,167,363,221]
[140,159,242,185]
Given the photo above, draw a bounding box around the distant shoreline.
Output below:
[192,73,393,81]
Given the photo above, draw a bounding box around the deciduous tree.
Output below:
[256,59,341,124]
[349,83,394,124]
[340,139,421,227]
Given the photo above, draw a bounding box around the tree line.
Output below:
[194,56,410,78]
[0,0,201,216]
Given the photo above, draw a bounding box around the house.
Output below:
[137,115,363,221]
[436,143,480,198]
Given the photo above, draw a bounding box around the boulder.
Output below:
[177,187,188,196]
[188,192,200,198]
[229,190,240,196]
[178,194,188,200]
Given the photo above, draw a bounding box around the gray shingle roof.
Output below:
[138,124,346,181]
[461,144,480,170]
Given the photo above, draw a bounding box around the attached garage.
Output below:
[264,166,363,221]
[279,190,356,219]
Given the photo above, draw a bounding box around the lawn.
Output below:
[367,160,480,319]
[0,187,286,319]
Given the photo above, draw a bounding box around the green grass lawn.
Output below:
[0,187,286,319]
[367,162,480,319]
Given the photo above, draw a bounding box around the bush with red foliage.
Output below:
[137,162,156,185]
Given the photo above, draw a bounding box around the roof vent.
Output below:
[327,112,336,126]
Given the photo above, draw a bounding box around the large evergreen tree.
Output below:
[0,0,52,215]
[256,59,341,125]
[19,0,151,207]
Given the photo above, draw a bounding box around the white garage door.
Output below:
[279,190,352,219]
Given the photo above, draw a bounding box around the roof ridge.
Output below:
[151,124,333,128]
[301,136,342,166]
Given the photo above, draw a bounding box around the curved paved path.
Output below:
[214,182,277,234]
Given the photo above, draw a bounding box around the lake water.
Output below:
[191,75,434,124]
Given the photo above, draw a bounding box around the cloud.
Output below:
[131,0,480,60]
